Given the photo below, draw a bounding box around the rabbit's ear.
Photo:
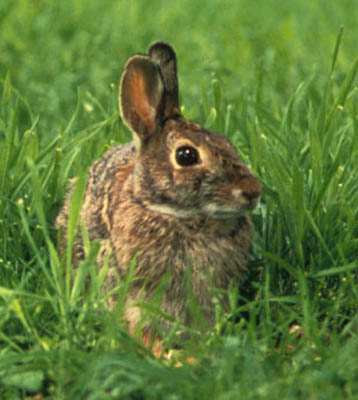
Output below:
[119,55,164,145]
[149,42,180,119]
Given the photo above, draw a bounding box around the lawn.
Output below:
[0,0,357,398]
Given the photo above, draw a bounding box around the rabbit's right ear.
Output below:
[119,55,164,147]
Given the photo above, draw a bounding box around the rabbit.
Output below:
[56,41,261,335]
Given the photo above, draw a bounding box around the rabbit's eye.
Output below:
[175,146,199,166]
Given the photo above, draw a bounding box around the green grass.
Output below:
[1,0,358,398]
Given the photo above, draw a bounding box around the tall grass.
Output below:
[0,0,357,398]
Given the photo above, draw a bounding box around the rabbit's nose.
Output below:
[239,176,262,205]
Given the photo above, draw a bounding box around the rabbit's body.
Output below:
[57,42,261,331]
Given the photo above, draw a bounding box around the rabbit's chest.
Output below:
[107,208,252,326]
[111,208,252,286]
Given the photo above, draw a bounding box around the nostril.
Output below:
[241,178,262,202]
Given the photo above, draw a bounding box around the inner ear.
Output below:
[119,55,164,144]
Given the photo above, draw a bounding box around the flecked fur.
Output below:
[56,42,261,331]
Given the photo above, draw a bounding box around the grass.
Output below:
[1,0,358,398]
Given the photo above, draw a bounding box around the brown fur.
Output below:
[56,42,261,332]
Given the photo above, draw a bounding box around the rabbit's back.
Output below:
[56,142,135,261]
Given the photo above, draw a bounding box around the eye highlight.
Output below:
[175,146,199,166]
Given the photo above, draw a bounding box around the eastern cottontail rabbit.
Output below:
[57,42,261,333]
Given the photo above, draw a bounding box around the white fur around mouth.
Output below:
[231,188,243,198]
[231,188,259,209]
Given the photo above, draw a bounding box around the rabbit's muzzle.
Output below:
[235,174,262,209]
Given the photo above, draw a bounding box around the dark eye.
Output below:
[175,146,199,166]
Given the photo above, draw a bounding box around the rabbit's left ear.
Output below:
[119,55,164,146]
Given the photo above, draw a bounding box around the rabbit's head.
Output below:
[119,42,261,220]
